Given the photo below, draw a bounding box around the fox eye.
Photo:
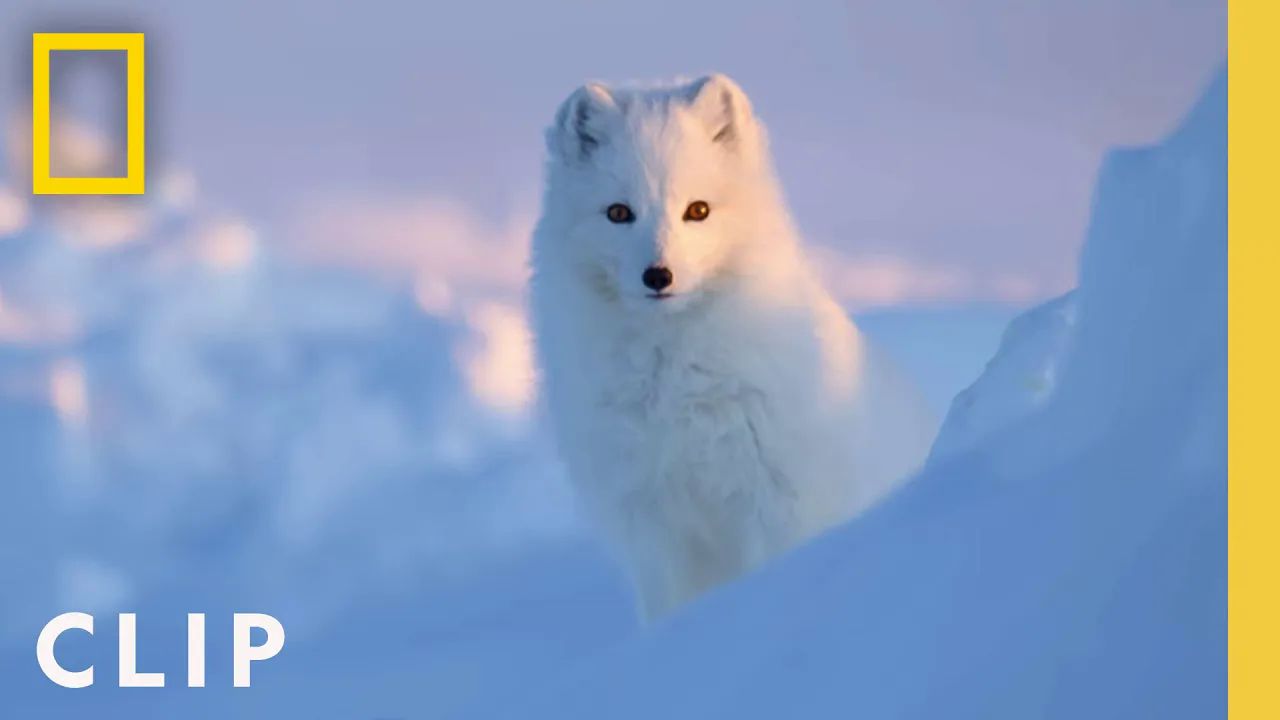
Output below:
[683,201,711,222]
[606,203,635,224]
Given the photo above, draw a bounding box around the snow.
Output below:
[0,66,1223,719]
[0,165,587,716]
[927,291,1076,463]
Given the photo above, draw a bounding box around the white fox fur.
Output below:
[530,74,935,620]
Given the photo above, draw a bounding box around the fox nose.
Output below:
[642,266,674,292]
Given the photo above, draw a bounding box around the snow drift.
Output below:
[927,291,1076,464]
[0,181,576,645]
[502,68,1226,719]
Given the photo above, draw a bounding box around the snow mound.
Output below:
[503,68,1226,719]
[928,291,1076,463]
[0,182,576,644]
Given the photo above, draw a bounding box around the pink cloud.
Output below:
[811,245,1045,309]
[284,195,532,305]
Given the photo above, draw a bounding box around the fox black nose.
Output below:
[642,266,673,292]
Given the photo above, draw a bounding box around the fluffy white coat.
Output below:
[530,74,935,619]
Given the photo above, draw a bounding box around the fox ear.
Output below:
[686,74,753,148]
[549,82,618,162]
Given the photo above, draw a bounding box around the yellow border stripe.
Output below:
[1229,1,1277,717]
[30,32,145,195]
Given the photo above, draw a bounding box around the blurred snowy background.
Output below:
[0,2,1224,718]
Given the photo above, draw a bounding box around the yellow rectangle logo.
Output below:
[31,32,145,195]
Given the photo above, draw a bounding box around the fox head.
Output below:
[538,74,784,313]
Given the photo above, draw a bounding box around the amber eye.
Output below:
[606,203,635,224]
[683,201,711,222]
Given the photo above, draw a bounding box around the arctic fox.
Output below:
[530,74,936,620]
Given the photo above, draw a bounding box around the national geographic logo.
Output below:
[31,32,145,195]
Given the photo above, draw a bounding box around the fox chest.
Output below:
[573,349,796,510]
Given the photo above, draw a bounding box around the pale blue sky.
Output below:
[2,0,1225,306]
